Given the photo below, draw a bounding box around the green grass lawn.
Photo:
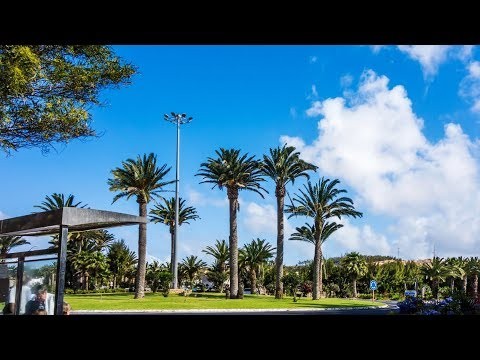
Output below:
[65,292,383,311]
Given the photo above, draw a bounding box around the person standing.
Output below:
[3,274,32,315]
[25,287,55,315]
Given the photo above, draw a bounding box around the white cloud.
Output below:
[243,201,295,238]
[146,253,168,265]
[397,45,451,78]
[309,56,318,64]
[340,74,353,88]
[305,101,322,117]
[311,85,318,98]
[0,210,7,220]
[459,61,480,113]
[374,45,475,79]
[330,219,391,256]
[187,188,228,208]
[370,45,384,54]
[456,45,475,61]
[282,69,480,259]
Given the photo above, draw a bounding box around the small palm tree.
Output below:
[108,152,174,299]
[202,239,229,273]
[107,239,137,289]
[341,252,368,298]
[239,238,275,294]
[420,257,451,299]
[179,255,207,289]
[149,197,199,287]
[285,177,363,299]
[262,144,317,299]
[467,257,480,300]
[34,193,86,212]
[445,257,467,293]
[196,148,267,298]
[0,236,30,255]
[289,221,342,287]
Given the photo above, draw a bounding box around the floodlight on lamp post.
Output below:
[163,112,193,289]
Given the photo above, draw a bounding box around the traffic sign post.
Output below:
[369,280,378,301]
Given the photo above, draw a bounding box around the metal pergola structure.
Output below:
[0,207,146,315]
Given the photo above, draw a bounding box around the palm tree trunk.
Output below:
[113,277,117,289]
[275,188,285,299]
[463,276,467,294]
[353,279,357,298]
[432,279,439,299]
[250,268,257,295]
[85,274,89,291]
[135,199,147,299]
[473,274,478,300]
[227,187,239,299]
[450,278,455,293]
[170,226,175,288]
[313,240,322,300]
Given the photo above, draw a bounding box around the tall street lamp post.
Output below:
[163,112,193,289]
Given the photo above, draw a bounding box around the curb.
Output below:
[73,304,389,313]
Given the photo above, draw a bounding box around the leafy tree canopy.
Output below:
[0,45,136,154]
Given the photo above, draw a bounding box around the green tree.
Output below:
[196,148,267,298]
[281,272,301,301]
[445,257,467,293]
[149,197,199,287]
[420,257,451,299]
[467,257,480,300]
[34,193,86,212]
[341,252,368,298]
[289,222,342,290]
[108,153,174,299]
[0,45,135,155]
[179,256,207,289]
[203,240,229,272]
[261,144,317,299]
[203,239,230,293]
[239,238,275,295]
[0,236,30,255]
[285,177,362,299]
[146,260,169,293]
[107,239,137,289]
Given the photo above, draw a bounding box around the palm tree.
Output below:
[34,193,86,212]
[179,255,207,288]
[146,260,168,293]
[203,240,230,293]
[341,252,368,298]
[149,197,199,286]
[196,148,267,298]
[262,144,317,299]
[420,257,451,299]
[239,238,275,294]
[467,257,480,300]
[289,221,343,294]
[0,236,30,255]
[202,239,229,273]
[35,193,87,250]
[108,152,174,299]
[285,177,362,299]
[107,239,138,289]
[445,257,467,293]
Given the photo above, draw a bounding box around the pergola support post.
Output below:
[54,225,68,315]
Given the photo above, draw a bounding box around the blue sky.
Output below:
[2,45,480,265]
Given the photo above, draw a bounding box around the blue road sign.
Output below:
[369,280,378,290]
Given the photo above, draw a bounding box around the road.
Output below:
[73,300,399,315]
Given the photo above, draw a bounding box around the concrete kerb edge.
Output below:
[73,304,389,313]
